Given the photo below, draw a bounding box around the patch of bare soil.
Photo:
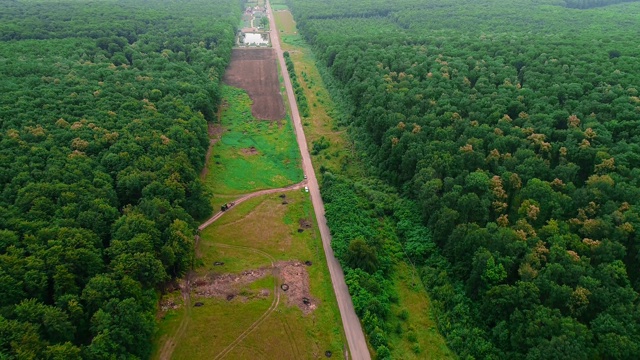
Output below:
[157,279,184,319]
[158,298,181,317]
[189,261,317,314]
[223,48,286,120]
[298,218,312,229]
[193,268,271,301]
[276,261,317,315]
[241,146,259,156]
[162,279,181,294]
[208,122,225,138]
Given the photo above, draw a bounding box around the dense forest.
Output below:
[288,0,640,358]
[565,0,640,9]
[0,0,240,358]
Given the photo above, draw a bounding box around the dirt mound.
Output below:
[223,48,285,121]
[241,146,259,155]
[193,268,270,300]
[298,218,312,229]
[276,261,317,315]
[188,261,317,314]
[160,298,181,312]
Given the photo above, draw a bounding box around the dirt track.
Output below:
[267,2,371,359]
[212,243,280,360]
[198,181,306,231]
[223,48,286,120]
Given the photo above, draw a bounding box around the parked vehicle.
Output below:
[221,201,236,211]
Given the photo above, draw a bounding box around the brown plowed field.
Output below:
[223,48,285,120]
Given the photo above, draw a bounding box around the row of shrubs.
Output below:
[283,51,310,117]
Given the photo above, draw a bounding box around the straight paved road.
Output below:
[266,3,371,359]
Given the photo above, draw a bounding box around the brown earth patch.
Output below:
[189,261,317,314]
[158,298,181,317]
[241,146,259,156]
[298,218,312,229]
[276,261,317,315]
[208,122,225,138]
[193,268,271,300]
[223,48,286,121]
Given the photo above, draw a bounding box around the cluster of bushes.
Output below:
[322,173,398,358]
[283,51,310,117]
[0,0,240,358]
[311,136,330,155]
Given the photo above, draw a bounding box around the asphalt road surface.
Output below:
[267,3,371,359]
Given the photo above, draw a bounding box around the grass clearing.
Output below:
[154,191,346,359]
[226,304,341,359]
[203,85,301,198]
[197,237,271,275]
[154,9,349,358]
[203,191,318,264]
[274,8,296,34]
[201,191,344,358]
[152,292,186,356]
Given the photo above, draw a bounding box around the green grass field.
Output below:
[202,192,345,357]
[274,8,298,38]
[204,86,301,199]
[204,191,317,262]
[169,292,274,360]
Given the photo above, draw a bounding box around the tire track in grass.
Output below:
[157,274,192,360]
[213,243,279,360]
[282,315,302,359]
[199,184,302,359]
[198,180,307,231]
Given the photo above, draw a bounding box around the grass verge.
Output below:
[388,263,456,359]
[274,10,355,178]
